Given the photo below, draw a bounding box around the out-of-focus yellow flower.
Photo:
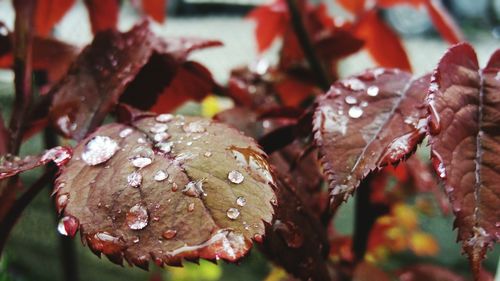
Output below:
[409,232,439,256]
[264,267,288,281]
[393,203,418,230]
[168,260,221,281]
[201,95,233,118]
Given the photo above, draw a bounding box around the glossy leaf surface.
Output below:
[427,43,500,274]
[54,115,276,267]
[314,69,429,210]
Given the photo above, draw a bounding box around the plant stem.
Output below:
[0,168,55,255]
[44,128,79,281]
[352,174,389,262]
[9,0,35,154]
[285,0,330,91]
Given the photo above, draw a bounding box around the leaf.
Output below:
[426,43,500,276]
[423,0,464,45]
[247,0,288,52]
[313,69,429,211]
[34,0,75,36]
[215,107,330,280]
[49,22,220,140]
[84,0,119,34]
[354,10,411,72]
[141,0,166,23]
[353,262,391,281]
[0,34,79,83]
[0,146,72,179]
[149,61,216,113]
[54,114,276,267]
[337,0,365,15]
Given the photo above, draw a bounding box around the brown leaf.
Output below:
[49,22,221,140]
[426,43,500,276]
[0,146,72,179]
[54,115,276,267]
[313,69,429,211]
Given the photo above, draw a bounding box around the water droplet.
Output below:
[366,86,379,96]
[126,204,149,230]
[156,114,174,123]
[127,172,142,187]
[428,101,441,135]
[360,101,368,107]
[150,123,168,133]
[81,136,119,166]
[154,170,168,181]
[253,234,263,243]
[183,120,207,133]
[41,146,72,167]
[56,193,69,213]
[153,132,170,142]
[182,180,206,197]
[172,182,178,191]
[119,128,133,138]
[431,150,446,179]
[344,95,357,104]
[228,170,244,184]
[226,208,240,220]
[130,156,152,168]
[236,196,246,207]
[132,236,140,243]
[162,229,177,239]
[156,142,173,153]
[186,141,193,146]
[57,215,79,237]
[348,106,363,118]
[137,138,146,144]
[188,202,195,212]
[342,78,365,91]
[204,151,212,157]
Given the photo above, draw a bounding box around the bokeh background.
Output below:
[0,0,499,280]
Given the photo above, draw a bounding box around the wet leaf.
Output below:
[34,0,75,36]
[84,0,119,34]
[337,0,365,15]
[54,115,276,267]
[354,10,411,71]
[49,22,220,140]
[215,107,330,279]
[426,43,500,275]
[314,69,429,211]
[0,146,72,179]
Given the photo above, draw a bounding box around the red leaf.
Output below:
[377,0,422,8]
[0,33,79,82]
[84,0,119,34]
[55,115,276,267]
[142,0,166,23]
[423,0,464,45]
[49,22,220,140]
[426,43,500,277]
[0,146,72,179]
[247,0,288,53]
[34,0,75,36]
[354,10,411,71]
[337,0,366,15]
[353,262,391,281]
[150,61,215,113]
[314,69,429,211]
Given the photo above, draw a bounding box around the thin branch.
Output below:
[0,167,56,255]
[285,0,331,91]
[9,0,36,154]
[351,174,389,262]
